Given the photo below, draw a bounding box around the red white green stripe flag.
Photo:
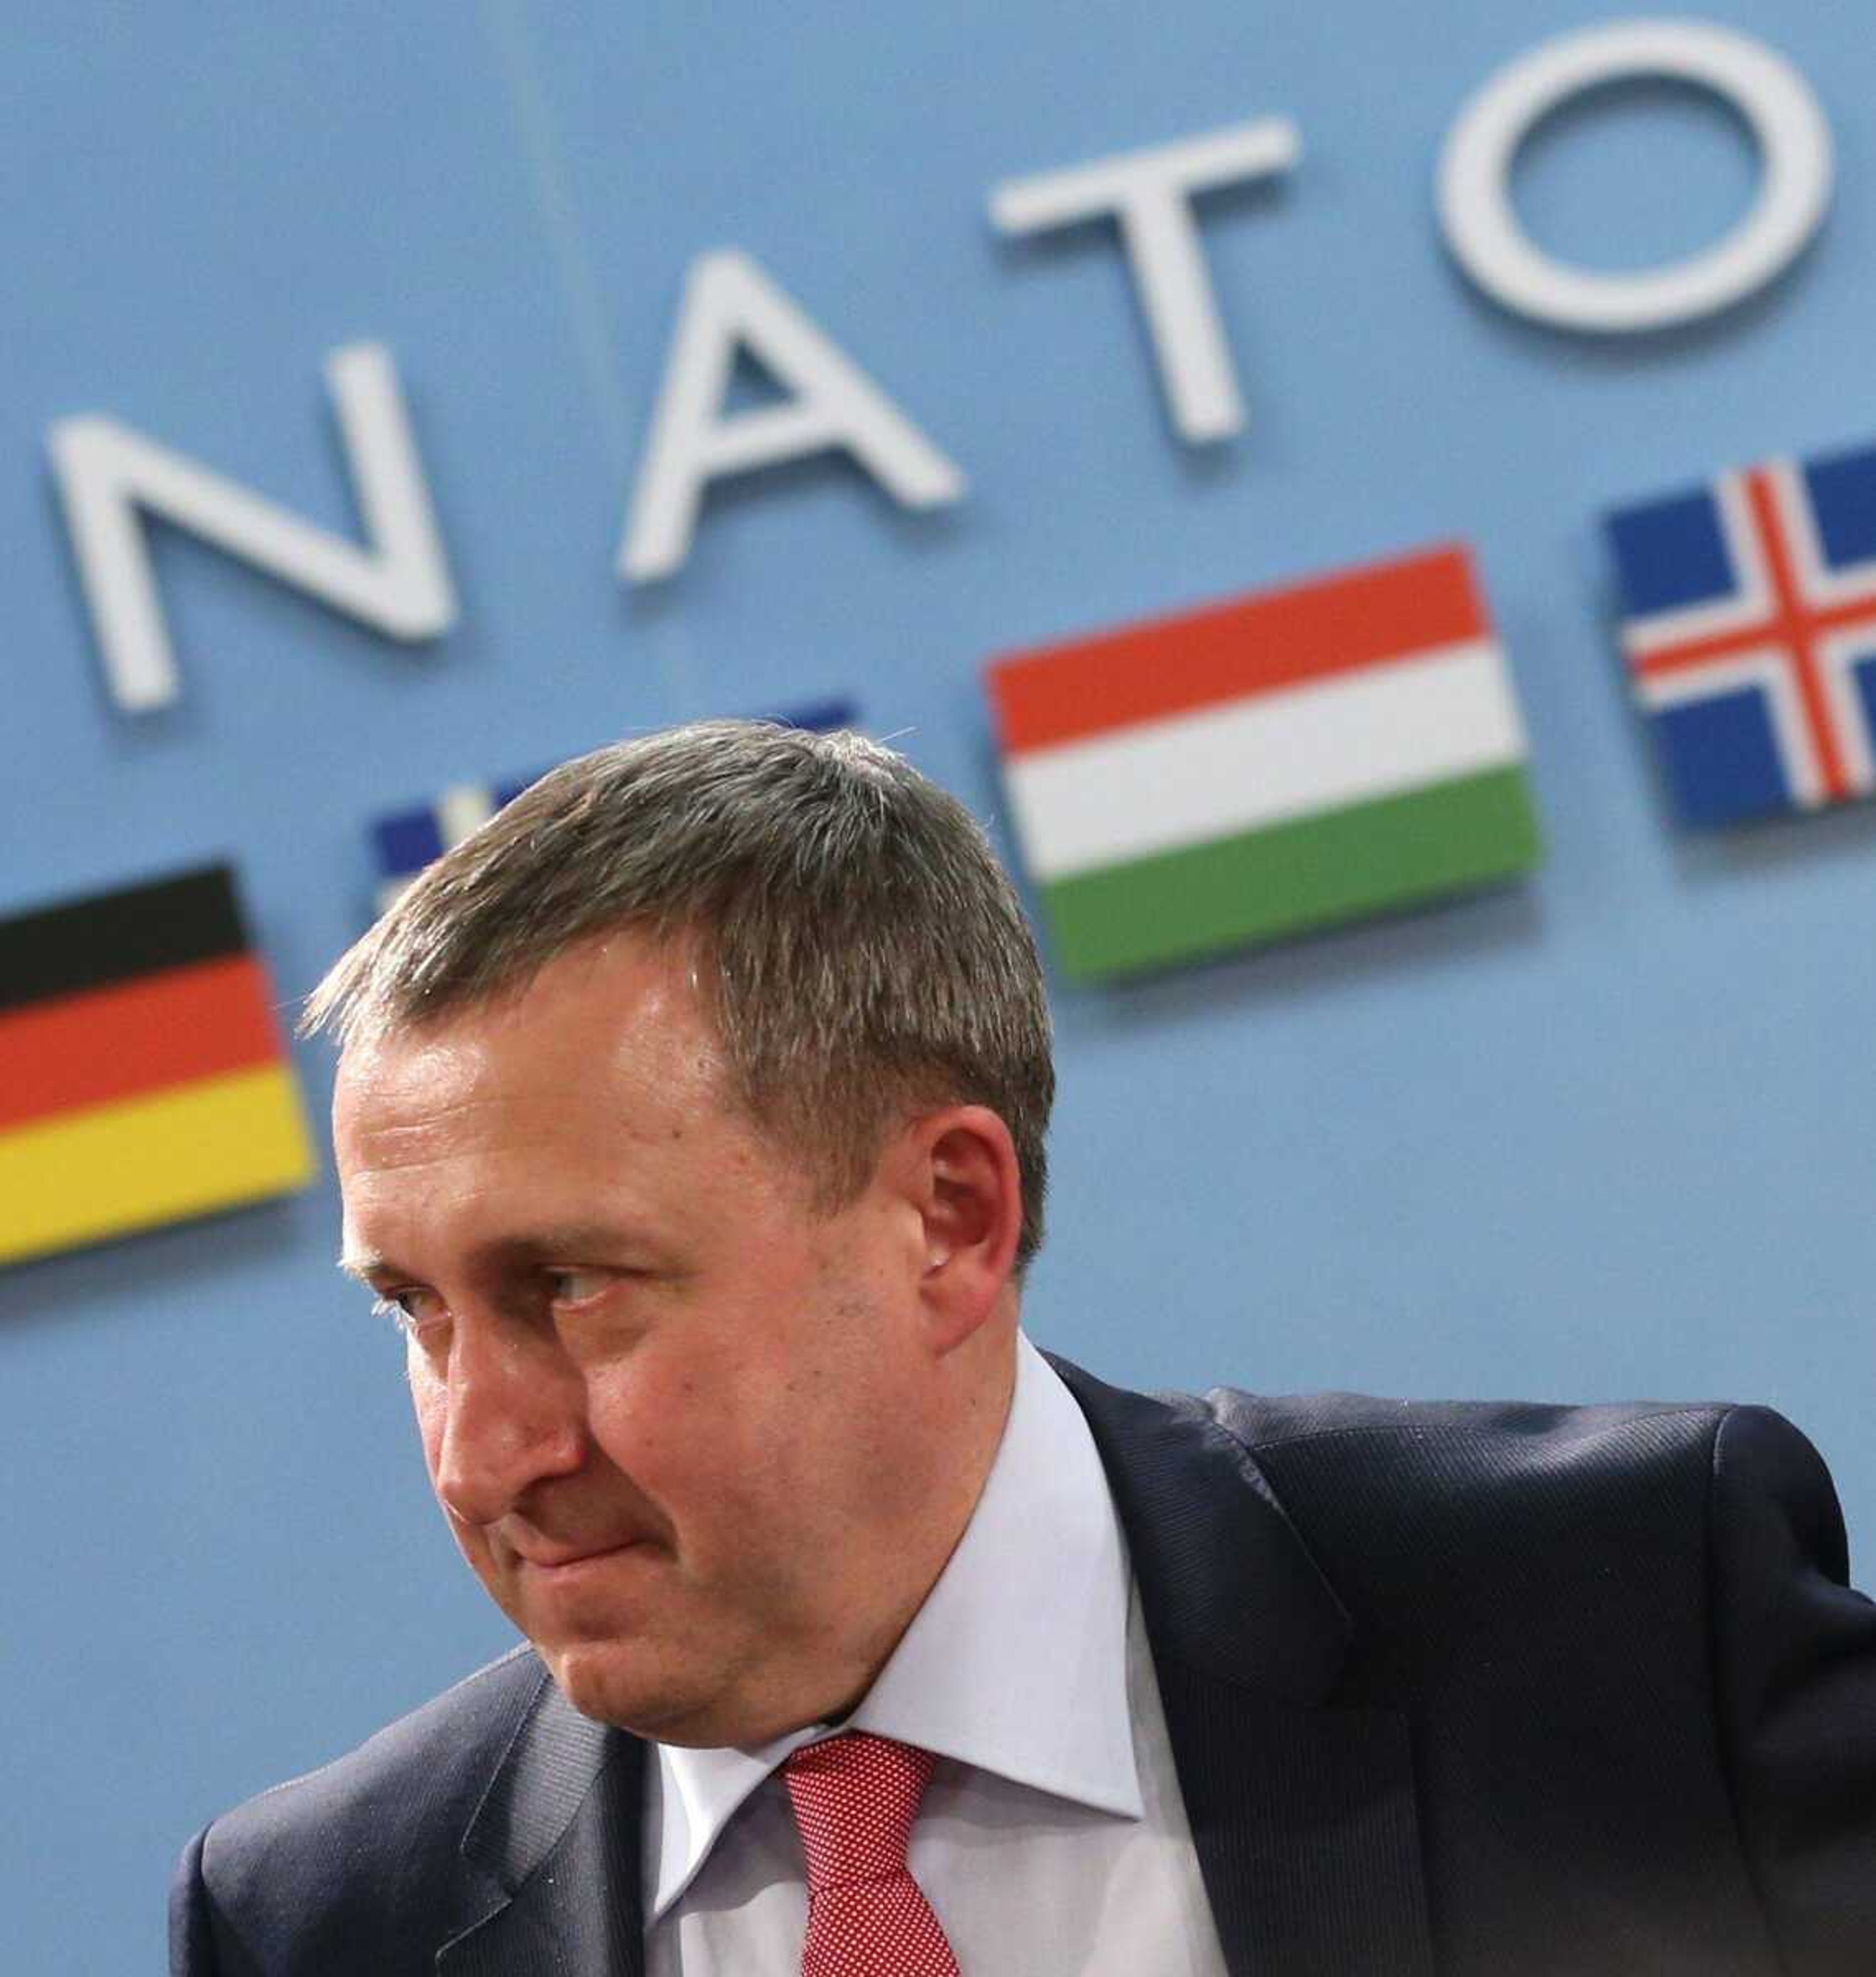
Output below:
[985,543,1542,978]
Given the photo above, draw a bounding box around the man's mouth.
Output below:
[518,1539,643,1571]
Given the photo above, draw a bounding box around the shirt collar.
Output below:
[647,1332,1142,1920]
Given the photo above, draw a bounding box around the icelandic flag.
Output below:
[368,697,858,912]
[1605,440,1876,827]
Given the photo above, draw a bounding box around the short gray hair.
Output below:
[302,721,1054,1271]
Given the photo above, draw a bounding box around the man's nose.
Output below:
[430,1315,586,1526]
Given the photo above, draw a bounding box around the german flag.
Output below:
[0,864,315,1267]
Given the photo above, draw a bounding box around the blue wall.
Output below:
[4,5,1874,1967]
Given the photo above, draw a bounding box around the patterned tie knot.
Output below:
[782,1732,936,1890]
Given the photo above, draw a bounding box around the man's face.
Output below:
[333,935,941,1745]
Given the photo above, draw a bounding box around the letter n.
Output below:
[48,344,457,713]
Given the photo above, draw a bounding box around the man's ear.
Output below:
[895,1105,1023,1354]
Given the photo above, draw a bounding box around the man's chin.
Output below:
[541,1638,715,1739]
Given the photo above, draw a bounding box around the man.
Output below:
[174,720,1876,1976]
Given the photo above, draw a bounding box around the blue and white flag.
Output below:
[368,699,859,911]
[1605,441,1876,827]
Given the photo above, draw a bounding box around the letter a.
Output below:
[619,250,966,583]
[48,344,455,713]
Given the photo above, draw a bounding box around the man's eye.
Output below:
[373,1288,445,1332]
[546,1268,611,1306]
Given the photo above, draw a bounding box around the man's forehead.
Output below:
[330,1019,723,1264]
[329,967,757,1241]
[339,942,720,1097]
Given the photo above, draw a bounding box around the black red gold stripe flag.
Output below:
[0,864,314,1266]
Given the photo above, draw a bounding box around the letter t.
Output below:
[990,119,1300,443]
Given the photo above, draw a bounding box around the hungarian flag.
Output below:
[986,544,1542,978]
[0,864,314,1267]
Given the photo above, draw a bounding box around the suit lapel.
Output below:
[1052,1355,1436,1977]
[437,1671,648,1977]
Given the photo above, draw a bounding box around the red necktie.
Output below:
[781,1732,962,1977]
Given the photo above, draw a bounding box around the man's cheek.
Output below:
[407,1364,447,1465]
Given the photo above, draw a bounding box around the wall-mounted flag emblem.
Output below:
[1605,440,1876,827]
[371,770,541,914]
[986,544,1540,978]
[368,697,860,911]
[0,864,314,1267]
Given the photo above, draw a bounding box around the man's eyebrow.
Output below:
[335,1225,652,1285]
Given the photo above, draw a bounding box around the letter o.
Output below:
[1437,19,1833,332]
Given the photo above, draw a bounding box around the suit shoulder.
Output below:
[1180,1392,1760,1690]
[1190,1391,1833,1617]
[197,1645,544,1937]
[1194,1388,1767,1564]
[1203,1385,1737,1465]
[215,1642,544,1834]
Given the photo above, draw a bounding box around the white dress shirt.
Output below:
[644,1334,1230,1975]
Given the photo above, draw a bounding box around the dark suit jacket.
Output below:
[172,1358,1876,1975]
